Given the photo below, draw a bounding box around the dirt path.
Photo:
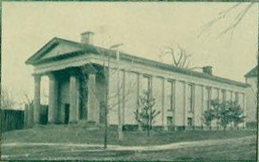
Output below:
[2,135,255,152]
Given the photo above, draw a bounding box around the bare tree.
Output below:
[1,88,16,109]
[159,44,192,69]
[198,2,254,38]
[134,90,160,137]
[79,48,137,145]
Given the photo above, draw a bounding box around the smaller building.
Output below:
[244,66,257,125]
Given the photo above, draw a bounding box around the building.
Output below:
[245,66,257,125]
[25,31,249,130]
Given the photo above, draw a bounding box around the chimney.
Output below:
[81,31,94,44]
[202,66,213,75]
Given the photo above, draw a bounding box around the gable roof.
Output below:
[244,66,258,78]
[25,37,87,65]
[25,37,249,88]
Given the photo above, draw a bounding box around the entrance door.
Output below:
[64,104,70,124]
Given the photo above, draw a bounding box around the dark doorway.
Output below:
[40,105,48,125]
[64,104,70,124]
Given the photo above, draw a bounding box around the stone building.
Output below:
[26,31,249,130]
[245,66,257,125]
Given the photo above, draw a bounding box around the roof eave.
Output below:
[25,37,249,88]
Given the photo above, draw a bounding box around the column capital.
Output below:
[188,82,195,86]
[155,75,165,79]
[33,74,42,82]
[167,78,175,83]
[82,64,98,74]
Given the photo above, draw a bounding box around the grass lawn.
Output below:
[2,124,256,146]
[2,141,256,161]
[116,138,256,161]
[1,125,256,161]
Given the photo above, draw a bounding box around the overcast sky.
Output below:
[2,2,258,108]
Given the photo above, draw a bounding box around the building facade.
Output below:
[26,32,249,130]
[245,66,257,125]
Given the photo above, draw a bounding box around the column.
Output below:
[33,75,41,124]
[136,72,142,130]
[70,74,79,123]
[194,84,202,129]
[201,85,206,129]
[183,81,188,127]
[106,67,111,126]
[153,77,164,129]
[122,70,126,125]
[48,73,58,123]
[242,93,246,128]
[87,73,98,123]
[192,84,196,127]
[161,78,167,130]
[174,80,185,128]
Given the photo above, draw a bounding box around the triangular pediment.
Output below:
[25,37,85,65]
[245,66,258,78]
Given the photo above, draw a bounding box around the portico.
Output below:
[32,64,105,124]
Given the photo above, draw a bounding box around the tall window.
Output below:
[142,75,152,94]
[216,88,220,101]
[187,117,193,127]
[235,92,239,103]
[222,89,226,102]
[206,87,212,110]
[187,84,194,112]
[169,80,175,111]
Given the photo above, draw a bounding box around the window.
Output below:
[167,116,173,126]
[167,80,175,111]
[235,92,239,103]
[222,90,226,102]
[170,81,175,110]
[142,75,152,95]
[187,84,194,112]
[142,76,149,93]
[187,117,193,127]
[206,87,212,110]
[216,88,220,101]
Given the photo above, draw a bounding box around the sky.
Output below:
[2,2,258,108]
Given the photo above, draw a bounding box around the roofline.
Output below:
[244,66,258,78]
[25,37,86,65]
[26,37,249,88]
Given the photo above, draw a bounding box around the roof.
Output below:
[244,66,258,78]
[25,37,249,88]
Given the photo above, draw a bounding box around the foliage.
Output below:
[202,100,245,131]
[210,99,221,129]
[217,101,233,131]
[202,109,214,130]
[229,101,245,129]
[1,88,16,109]
[134,90,160,137]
